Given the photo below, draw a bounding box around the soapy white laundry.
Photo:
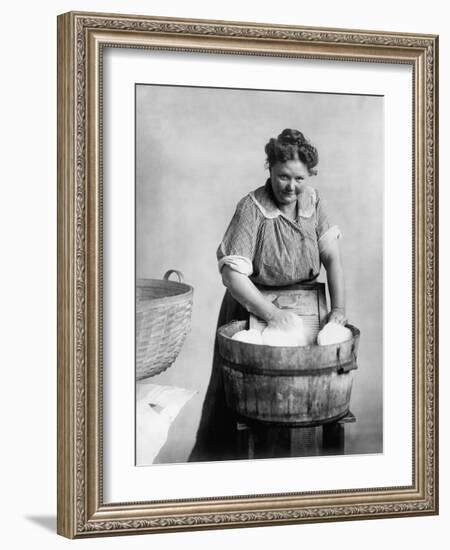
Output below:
[317,321,352,345]
[231,328,263,344]
[262,316,307,347]
[232,317,308,347]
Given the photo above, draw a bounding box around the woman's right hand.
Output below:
[221,267,302,331]
[267,308,300,330]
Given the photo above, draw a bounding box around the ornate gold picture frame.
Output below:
[57,11,438,538]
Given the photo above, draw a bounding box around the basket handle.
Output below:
[163,269,184,283]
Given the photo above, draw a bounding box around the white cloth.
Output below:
[231,329,263,344]
[262,316,307,347]
[317,321,352,345]
[136,383,196,465]
[232,317,308,347]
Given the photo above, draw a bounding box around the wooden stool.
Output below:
[235,411,356,460]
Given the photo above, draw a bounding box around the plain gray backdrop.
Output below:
[136,83,383,463]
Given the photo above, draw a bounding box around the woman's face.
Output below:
[269,159,310,208]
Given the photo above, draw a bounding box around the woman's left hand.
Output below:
[327,308,347,325]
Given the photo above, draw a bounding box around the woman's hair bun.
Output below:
[264,128,318,174]
[278,128,306,145]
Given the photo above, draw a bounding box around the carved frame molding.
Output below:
[57,12,438,538]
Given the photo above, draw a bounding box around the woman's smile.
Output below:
[270,159,310,209]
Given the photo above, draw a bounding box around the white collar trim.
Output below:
[249,186,317,220]
[248,191,279,219]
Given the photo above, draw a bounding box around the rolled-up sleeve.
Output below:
[315,191,342,257]
[217,196,259,276]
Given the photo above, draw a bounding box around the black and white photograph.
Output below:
[135,84,383,466]
[1,0,444,546]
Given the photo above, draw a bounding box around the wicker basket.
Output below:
[136,270,193,380]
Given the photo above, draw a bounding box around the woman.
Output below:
[189,128,346,462]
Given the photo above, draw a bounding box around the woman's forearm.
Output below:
[326,257,345,312]
[221,266,278,322]
[319,237,345,314]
